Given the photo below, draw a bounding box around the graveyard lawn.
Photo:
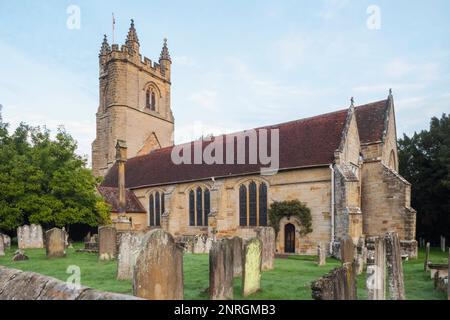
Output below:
[0,244,447,300]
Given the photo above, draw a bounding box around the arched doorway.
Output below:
[284,223,295,253]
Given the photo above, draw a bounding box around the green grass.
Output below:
[0,243,447,300]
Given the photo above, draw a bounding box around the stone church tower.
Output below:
[92,20,174,177]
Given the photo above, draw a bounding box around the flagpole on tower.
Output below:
[112,13,116,44]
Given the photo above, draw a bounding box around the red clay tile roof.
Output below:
[101,99,389,189]
[97,186,146,213]
[355,99,389,144]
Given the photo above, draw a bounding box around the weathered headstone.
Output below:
[12,250,29,261]
[242,238,262,297]
[193,235,206,254]
[366,237,386,300]
[45,228,66,258]
[441,236,446,253]
[117,232,144,280]
[424,242,430,272]
[317,243,326,266]
[311,262,357,300]
[133,229,183,300]
[98,226,117,261]
[340,235,355,264]
[0,233,11,250]
[0,235,4,256]
[231,237,243,277]
[355,237,366,275]
[209,238,234,300]
[257,227,275,271]
[17,224,44,249]
[385,232,405,300]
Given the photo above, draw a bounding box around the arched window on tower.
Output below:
[151,92,156,111]
[146,90,151,109]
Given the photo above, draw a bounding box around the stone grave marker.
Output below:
[366,236,386,300]
[45,228,66,258]
[98,226,117,261]
[1,233,11,250]
[117,231,144,280]
[133,229,183,300]
[209,238,234,300]
[12,250,29,261]
[340,235,355,264]
[385,232,405,300]
[17,224,44,249]
[257,227,275,271]
[0,235,4,256]
[242,238,262,297]
[424,242,430,272]
[317,243,326,266]
[231,237,243,277]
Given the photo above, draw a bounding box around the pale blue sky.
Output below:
[0,0,449,164]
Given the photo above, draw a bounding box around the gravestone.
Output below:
[12,250,29,261]
[45,228,66,258]
[117,232,144,280]
[1,233,11,250]
[340,235,355,264]
[133,229,183,300]
[209,238,234,300]
[193,235,206,254]
[0,235,4,256]
[231,237,243,277]
[366,237,386,300]
[317,243,326,266]
[355,237,366,275]
[311,262,357,300]
[98,226,117,261]
[17,224,44,249]
[385,232,405,300]
[424,242,430,272]
[242,238,262,297]
[257,227,275,271]
[441,236,446,253]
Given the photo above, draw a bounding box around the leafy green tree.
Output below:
[0,111,110,232]
[398,113,450,242]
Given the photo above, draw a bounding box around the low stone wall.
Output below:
[0,266,141,300]
[311,263,357,300]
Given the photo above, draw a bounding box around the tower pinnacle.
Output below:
[125,19,140,51]
[100,34,111,56]
[159,38,171,62]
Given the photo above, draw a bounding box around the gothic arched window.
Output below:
[151,92,156,111]
[149,194,154,227]
[149,191,164,227]
[189,190,195,226]
[188,187,210,226]
[204,189,210,227]
[259,182,268,226]
[249,182,257,226]
[146,90,151,109]
[239,181,269,227]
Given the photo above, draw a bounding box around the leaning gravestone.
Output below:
[117,232,144,280]
[45,228,66,258]
[242,238,262,297]
[340,235,355,264]
[366,237,386,300]
[231,237,243,277]
[17,224,44,249]
[0,236,4,256]
[98,226,117,261]
[209,238,234,300]
[385,232,405,300]
[257,227,275,271]
[317,243,326,266]
[133,229,183,300]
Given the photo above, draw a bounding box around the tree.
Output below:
[0,111,110,232]
[398,113,450,243]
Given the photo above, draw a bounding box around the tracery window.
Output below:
[239,181,268,227]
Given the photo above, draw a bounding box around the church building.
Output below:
[94,21,417,257]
